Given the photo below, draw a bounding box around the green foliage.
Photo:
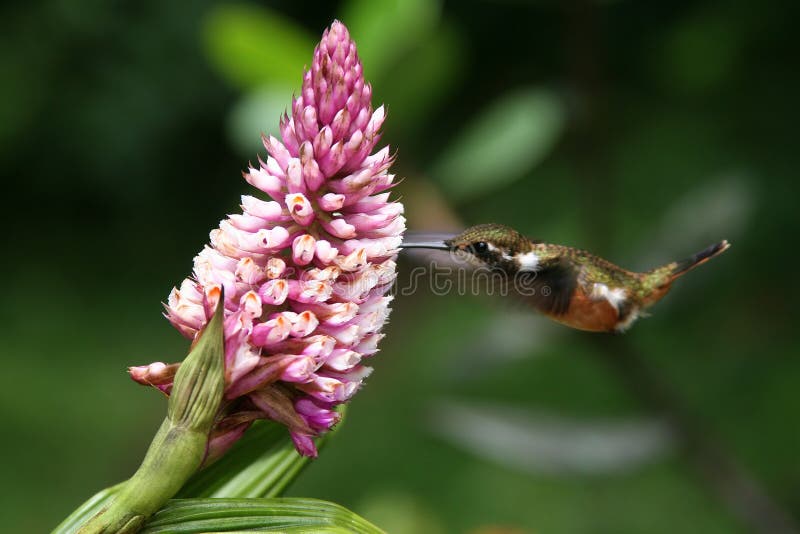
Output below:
[226,86,295,156]
[202,3,314,90]
[375,21,463,133]
[431,89,565,201]
[141,498,383,533]
[52,484,124,534]
[655,5,747,94]
[178,418,335,499]
[340,0,441,79]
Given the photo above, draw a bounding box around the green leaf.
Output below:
[375,22,463,132]
[180,407,342,498]
[340,0,440,79]
[51,483,124,534]
[431,88,565,201]
[178,420,306,498]
[202,3,314,90]
[141,498,385,534]
[655,7,745,94]
[226,86,294,157]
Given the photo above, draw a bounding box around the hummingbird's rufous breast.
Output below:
[547,286,627,332]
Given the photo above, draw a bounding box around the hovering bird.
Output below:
[401,223,730,333]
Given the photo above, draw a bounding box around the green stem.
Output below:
[73,295,226,534]
[77,419,210,533]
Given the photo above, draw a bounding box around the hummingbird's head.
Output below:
[446,223,533,269]
[401,223,534,270]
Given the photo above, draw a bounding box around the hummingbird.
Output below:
[400,223,730,333]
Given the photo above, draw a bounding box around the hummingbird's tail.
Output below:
[668,240,731,281]
[639,240,730,308]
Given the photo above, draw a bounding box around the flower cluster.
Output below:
[130,21,404,458]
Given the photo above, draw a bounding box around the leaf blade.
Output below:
[141,498,384,534]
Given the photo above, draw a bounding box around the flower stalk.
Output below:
[75,297,225,533]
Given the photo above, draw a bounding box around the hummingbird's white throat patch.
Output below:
[515,251,540,271]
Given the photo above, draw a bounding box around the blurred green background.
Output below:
[2,0,799,532]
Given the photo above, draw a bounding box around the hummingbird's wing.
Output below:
[515,257,577,317]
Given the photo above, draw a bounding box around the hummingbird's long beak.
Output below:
[400,241,450,250]
[399,233,453,251]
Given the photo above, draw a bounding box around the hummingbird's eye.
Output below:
[472,241,489,255]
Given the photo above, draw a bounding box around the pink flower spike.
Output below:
[129,362,179,394]
[240,195,286,222]
[265,257,286,279]
[291,310,319,338]
[235,291,262,324]
[297,374,360,403]
[286,193,315,226]
[287,279,333,304]
[331,108,351,140]
[250,386,314,436]
[280,116,300,155]
[262,134,292,168]
[322,218,357,239]
[245,167,283,200]
[136,20,403,457]
[301,154,325,192]
[295,398,341,431]
[317,323,360,346]
[206,421,253,465]
[259,279,289,306]
[260,226,292,249]
[285,159,306,195]
[315,240,339,264]
[292,234,316,266]
[300,106,320,139]
[299,335,337,358]
[303,265,341,281]
[280,355,317,382]
[318,193,346,212]
[355,333,384,356]
[291,432,318,458]
[325,348,362,371]
[235,258,267,286]
[251,315,292,346]
[227,353,307,399]
[297,301,358,326]
[313,126,333,160]
[319,141,347,176]
[334,247,368,272]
